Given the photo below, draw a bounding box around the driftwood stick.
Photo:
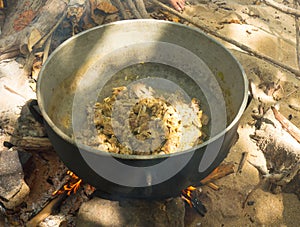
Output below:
[127,0,142,18]
[0,49,20,61]
[113,0,129,19]
[263,0,300,17]
[150,0,300,77]
[271,106,300,143]
[34,9,67,51]
[200,163,235,185]
[289,103,300,111]
[10,136,53,152]
[134,0,149,18]
[26,194,66,227]
[42,35,52,64]
[0,0,68,56]
[206,182,220,190]
[275,162,300,186]
[237,151,249,174]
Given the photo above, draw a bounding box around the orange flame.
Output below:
[52,171,82,196]
[181,186,197,207]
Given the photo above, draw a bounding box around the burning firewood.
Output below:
[181,163,235,216]
[26,194,66,227]
[26,171,94,226]
[52,171,85,196]
[181,186,207,217]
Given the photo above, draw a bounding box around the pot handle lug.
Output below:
[29,99,44,124]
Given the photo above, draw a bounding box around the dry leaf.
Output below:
[96,1,118,14]
[28,28,42,52]
[13,10,35,32]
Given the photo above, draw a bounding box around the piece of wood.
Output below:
[0,0,68,57]
[253,108,300,197]
[127,0,142,18]
[10,136,53,152]
[134,0,149,18]
[237,152,249,174]
[263,0,300,17]
[42,35,52,64]
[149,0,300,77]
[200,163,235,185]
[206,182,220,190]
[271,106,300,143]
[112,0,129,19]
[275,162,300,186]
[289,103,300,112]
[0,49,20,61]
[26,194,66,227]
[248,79,276,103]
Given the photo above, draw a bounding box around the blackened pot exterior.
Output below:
[45,120,239,199]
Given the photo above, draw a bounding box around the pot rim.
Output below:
[37,19,248,160]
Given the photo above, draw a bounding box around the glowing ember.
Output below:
[52,171,82,196]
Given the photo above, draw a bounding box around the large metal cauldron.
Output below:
[36,19,248,199]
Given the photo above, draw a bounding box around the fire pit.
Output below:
[35,19,248,198]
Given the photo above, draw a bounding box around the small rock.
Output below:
[1,180,29,209]
[247,201,255,206]
[17,150,32,167]
[77,197,185,227]
[0,148,30,209]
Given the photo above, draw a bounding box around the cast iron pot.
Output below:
[36,19,248,199]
